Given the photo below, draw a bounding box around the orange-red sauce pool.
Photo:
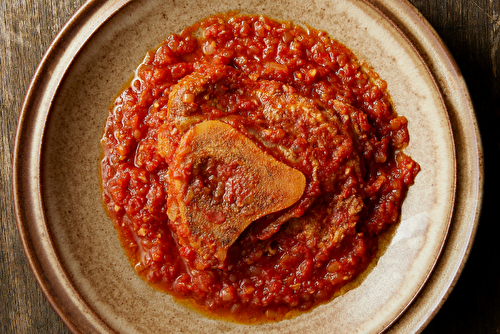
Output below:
[100,13,419,323]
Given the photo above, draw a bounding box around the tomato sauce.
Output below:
[101,13,419,323]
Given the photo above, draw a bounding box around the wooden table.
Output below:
[1,0,498,333]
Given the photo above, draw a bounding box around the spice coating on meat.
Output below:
[167,120,306,270]
[158,63,366,269]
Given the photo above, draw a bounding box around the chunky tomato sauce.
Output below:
[101,13,419,323]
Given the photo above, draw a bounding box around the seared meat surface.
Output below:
[158,64,366,269]
[167,120,306,270]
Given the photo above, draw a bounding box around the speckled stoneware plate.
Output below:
[13,0,483,333]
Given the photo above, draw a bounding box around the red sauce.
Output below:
[101,13,419,323]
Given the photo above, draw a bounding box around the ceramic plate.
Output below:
[13,0,482,333]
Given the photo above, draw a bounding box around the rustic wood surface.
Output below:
[1,0,498,333]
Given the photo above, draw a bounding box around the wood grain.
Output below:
[1,0,498,333]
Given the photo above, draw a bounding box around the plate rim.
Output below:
[371,0,484,331]
[12,1,131,332]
